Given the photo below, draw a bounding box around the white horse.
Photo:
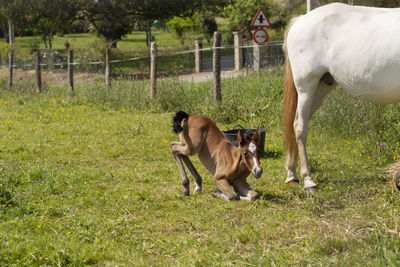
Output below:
[283,3,400,192]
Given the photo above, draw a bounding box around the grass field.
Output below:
[0,72,399,265]
[1,31,202,51]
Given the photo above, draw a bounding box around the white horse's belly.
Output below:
[332,67,400,104]
[351,87,400,104]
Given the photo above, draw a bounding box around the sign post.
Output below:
[251,8,272,71]
[250,8,272,45]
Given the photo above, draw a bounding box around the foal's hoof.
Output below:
[211,190,224,199]
[395,172,400,191]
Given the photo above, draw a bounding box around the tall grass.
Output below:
[5,69,400,168]
[314,87,400,166]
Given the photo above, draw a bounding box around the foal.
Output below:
[170,111,262,201]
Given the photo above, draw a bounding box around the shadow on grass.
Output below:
[259,191,288,204]
[260,150,282,159]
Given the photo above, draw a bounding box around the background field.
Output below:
[0,71,399,266]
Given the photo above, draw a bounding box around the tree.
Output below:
[25,0,79,49]
[78,0,137,48]
[0,12,8,41]
[134,0,200,46]
[0,0,26,44]
[223,0,273,38]
[195,0,227,43]
[166,15,199,45]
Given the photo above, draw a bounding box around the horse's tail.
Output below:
[283,18,299,156]
[172,111,188,134]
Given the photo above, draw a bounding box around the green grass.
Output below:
[2,31,202,51]
[0,72,399,265]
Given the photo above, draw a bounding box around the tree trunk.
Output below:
[49,35,53,50]
[146,21,152,47]
[43,36,48,49]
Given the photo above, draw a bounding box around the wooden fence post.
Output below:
[253,43,261,72]
[34,51,42,93]
[194,38,203,73]
[8,22,14,44]
[307,0,319,12]
[8,50,13,90]
[105,46,112,87]
[68,49,74,96]
[150,42,157,99]
[348,0,354,5]
[213,31,222,101]
[233,31,243,71]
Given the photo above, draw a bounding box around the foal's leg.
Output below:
[170,142,190,196]
[232,178,260,201]
[212,178,239,200]
[181,155,202,193]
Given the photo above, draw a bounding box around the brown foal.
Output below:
[170,111,263,201]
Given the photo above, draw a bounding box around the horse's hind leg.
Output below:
[296,80,334,192]
[181,155,202,193]
[171,142,190,196]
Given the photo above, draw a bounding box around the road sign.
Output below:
[250,8,271,28]
[252,28,268,45]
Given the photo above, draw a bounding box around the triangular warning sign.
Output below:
[250,8,271,28]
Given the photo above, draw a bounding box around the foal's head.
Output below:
[237,131,263,178]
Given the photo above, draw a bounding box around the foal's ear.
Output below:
[252,129,260,144]
[237,131,246,147]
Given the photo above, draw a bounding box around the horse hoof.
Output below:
[395,172,400,191]
[182,190,190,196]
[304,186,317,194]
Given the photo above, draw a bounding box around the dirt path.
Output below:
[175,70,245,83]
[0,67,245,85]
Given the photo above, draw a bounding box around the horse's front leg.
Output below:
[232,177,260,201]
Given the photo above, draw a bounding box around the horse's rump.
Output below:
[286,3,400,103]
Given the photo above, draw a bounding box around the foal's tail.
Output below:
[283,19,298,156]
[172,111,189,134]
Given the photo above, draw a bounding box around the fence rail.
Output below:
[1,32,284,100]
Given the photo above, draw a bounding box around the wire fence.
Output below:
[0,40,284,83]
